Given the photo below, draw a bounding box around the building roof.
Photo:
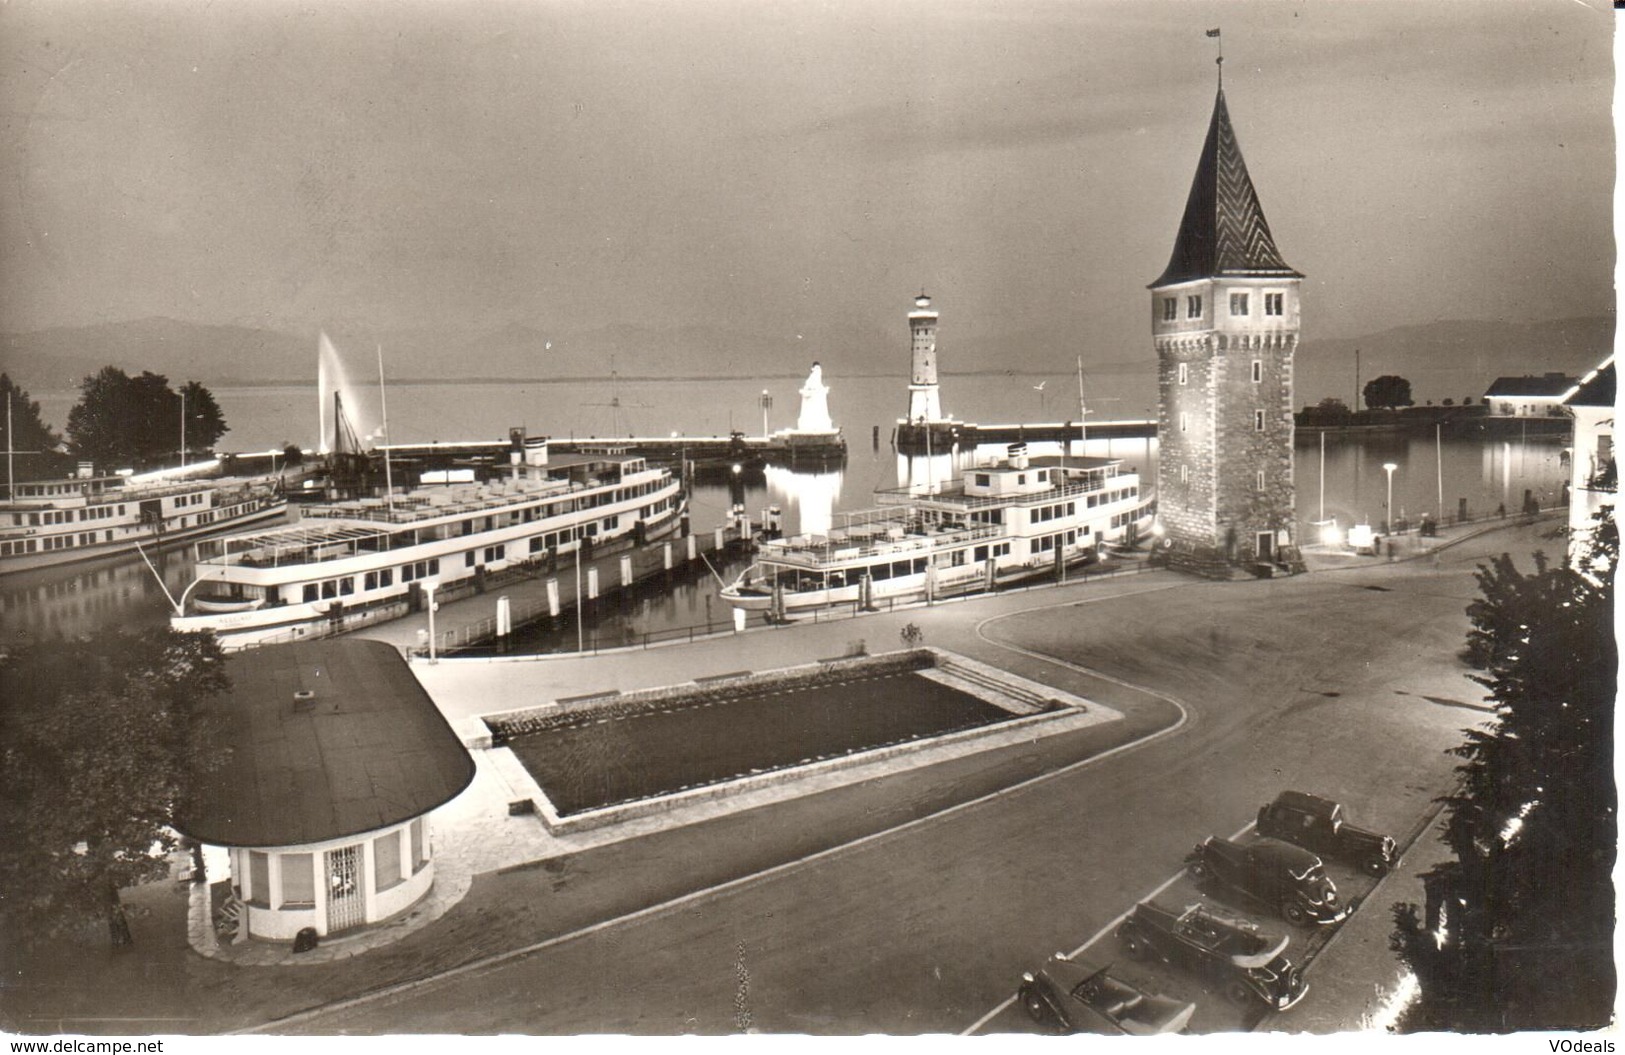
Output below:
[1151,87,1301,289]
[176,639,474,848]
[1484,374,1579,399]
[1566,358,1616,408]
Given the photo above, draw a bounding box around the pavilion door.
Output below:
[325,845,365,933]
[1256,532,1275,561]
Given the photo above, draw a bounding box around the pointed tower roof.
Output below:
[1151,87,1301,288]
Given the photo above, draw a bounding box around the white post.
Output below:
[1318,430,1326,523]
[546,579,560,617]
[714,527,725,550]
[496,595,511,638]
[687,534,697,562]
[663,541,673,571]
[424,581,438,664]
[180,390,186,467]
[587,567,599,600]
[574,545,583,652]
[1436,423,1444,521]
[620,555,633,588]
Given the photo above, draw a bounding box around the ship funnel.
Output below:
[1007,442,1029,469]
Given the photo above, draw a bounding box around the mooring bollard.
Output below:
[546,579,560,617]
[620,555,633,588]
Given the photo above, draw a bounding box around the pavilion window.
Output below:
[248,851,270,908]
[374,830,403,891]
[281,853,315,907]
[410,818,429,872]
[1162,297,1177,321]
[1187,295,1202,319]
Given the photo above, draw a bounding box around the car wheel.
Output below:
[1120,933,1149,960]
[1281,899,1310,927]
[1224,979,1259,1008]
[1021,988,1057,1030]
[1363,855,1390,877]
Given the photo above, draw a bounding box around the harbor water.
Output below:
[9,377,1570,646]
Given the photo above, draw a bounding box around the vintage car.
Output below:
[1114,901,1308,1012]
[1018,955,1196,1035]
[1185,835,1350,926]
[1257,791,1398,876]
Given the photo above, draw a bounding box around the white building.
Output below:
[1564,355,1615,570]
[176,639,474,944]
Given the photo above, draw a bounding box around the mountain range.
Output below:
[1,314,1613,409]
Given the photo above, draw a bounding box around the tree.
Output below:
[1363,375,1414,410]
[1,374,67,482]
[1316,397,1351,414]
[179,379,228,457]
[0,629,232,947]
[66,367,229,470]
[1392,515,1616,1030]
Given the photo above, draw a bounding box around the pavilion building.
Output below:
[176,639,475,944]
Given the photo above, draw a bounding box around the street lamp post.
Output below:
[424,579,439,664]
[1383,462,1398,534]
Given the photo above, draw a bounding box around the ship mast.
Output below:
[377,343,395,513]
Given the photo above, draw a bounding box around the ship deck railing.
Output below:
[871,471,1131,511]
[196,522,396,569]
[757,519,1003,567]
[300,476,630,525]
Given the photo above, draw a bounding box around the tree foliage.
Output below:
[0,629,232,947]
[1,374,60,453]
[1,374,68,481]
[65,367,229,470]
[1392,516,1617,1030]
[1363,374,1414,410]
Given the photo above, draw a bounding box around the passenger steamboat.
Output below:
[720,444,1151,618]
[0,470,287,575]
[169,437,684,646]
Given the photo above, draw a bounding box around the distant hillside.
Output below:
[2,314,1612,409]
[0,318,312,389]
[1296,315,1614,409]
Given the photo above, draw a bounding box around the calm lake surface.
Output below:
[12,376,1568,645]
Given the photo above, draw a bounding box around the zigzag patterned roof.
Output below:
[1151,87,1301,288]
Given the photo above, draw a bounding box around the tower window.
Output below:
[1178,363,1188,386]
[1230,292,1249,316]
[1162,298,1177,321]
[1265,292,1284,316]
[1186,295,1203,319]
[1256,470,1266,491]
[1252,359,1262,383]
[1254,410,1265,431]
[1179,412,1189,433]
[1180,464,1189,483]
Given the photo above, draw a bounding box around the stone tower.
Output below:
[1151,83,1302,570]
[905,293,942,423]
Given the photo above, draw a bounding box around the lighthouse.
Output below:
[905,293,943,424]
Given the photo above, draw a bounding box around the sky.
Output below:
[0,0,1615,364]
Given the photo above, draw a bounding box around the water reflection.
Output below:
[763,464,844,537]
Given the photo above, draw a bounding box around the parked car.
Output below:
[1018,955,1196,1035]
[1185,835,1349,926]
[1114,901,1308,1012]
[1257,791,1398,876]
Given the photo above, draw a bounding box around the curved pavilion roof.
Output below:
[176,639,474,848]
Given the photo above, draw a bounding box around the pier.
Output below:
[346,519,756,656]
[895,418,1157,453]
[370,431,846,475]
